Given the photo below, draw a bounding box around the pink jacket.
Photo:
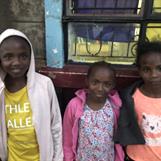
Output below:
[63,89,124,161]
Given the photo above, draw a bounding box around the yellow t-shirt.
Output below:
[5,86,39,161]
[127,88,161,161]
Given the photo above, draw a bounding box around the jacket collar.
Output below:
[125,79,144,96]
[75,88,122,109]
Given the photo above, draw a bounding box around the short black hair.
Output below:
[87,61,115,78]
[136,41,161,66]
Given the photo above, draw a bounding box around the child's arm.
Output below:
[49,81,63,161]
[63,100,75,161]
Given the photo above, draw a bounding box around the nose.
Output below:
[151,69,158,77]
[98,83,103,91]
[12,57,21,66]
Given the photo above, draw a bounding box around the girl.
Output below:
[63,61,124,161]
[0,29,63,161]
[115,41,161,161]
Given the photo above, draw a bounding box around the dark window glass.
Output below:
[74,0,139,14]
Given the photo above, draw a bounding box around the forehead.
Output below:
[89,67,114,79]
[0,36,30,50]
[139,52,161,65]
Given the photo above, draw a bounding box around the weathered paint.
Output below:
[40,65,140,89]
[44,0,64,68]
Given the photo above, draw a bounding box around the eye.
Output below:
[156,66,161,72]
[91,80,99,85]
[141,66,150,73]
[104,82,113,87]
[2,54,13,60]
[20,53,30,60]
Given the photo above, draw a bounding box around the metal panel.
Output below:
[44,0,64,68]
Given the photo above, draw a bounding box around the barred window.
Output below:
[63,0,161,65]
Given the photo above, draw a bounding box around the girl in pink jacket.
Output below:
[63,61,124,161]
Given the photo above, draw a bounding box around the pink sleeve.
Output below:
[63,100,75,161]
[114,144,125,161]
[108,90,122,108]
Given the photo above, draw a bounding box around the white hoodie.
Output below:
[0,29,63,161]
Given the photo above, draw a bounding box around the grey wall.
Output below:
[0,0,46,69]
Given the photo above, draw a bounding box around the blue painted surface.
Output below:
[44,0,64,68]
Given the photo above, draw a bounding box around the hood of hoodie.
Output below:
[0,28,35,89]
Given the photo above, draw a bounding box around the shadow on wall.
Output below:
[0,0,14,33]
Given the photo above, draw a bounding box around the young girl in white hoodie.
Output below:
[0,29,63,161]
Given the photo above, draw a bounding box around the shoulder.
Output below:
[33,73,56,96]
[67,89,86,107]
[35,72,53,83]
[34,72,54,88]
[67,96,82,109]
[120,80,143,99]
[65,94,84,115]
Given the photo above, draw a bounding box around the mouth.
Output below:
[95,93,105,98]
[10,67,25,75]
[11,68,22,72]
[149,80,161,85]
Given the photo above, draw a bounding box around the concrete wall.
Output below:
[0,0,45,69]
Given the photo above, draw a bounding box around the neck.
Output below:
[140,84,161,98]
[5,75,27,92]
[86,95,106,111]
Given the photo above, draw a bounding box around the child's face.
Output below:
[138,52,161,88]
[0,37,31,79]
[87,67,115,101]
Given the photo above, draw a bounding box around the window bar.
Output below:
[115,0,119,9]
[95,0,97,8]
[111,41,114,57]
[126,26,132,58]
[127,41,130,58]
[139,22,148,42]
[74,36,77,56]
[73,0,79,13]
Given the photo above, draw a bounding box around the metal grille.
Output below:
[72,0,140,14]
[68,23,140,64]
[65,0,161,64]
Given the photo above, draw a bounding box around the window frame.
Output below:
[63,0,161,66]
